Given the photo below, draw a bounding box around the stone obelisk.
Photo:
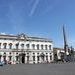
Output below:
[63,25,69,61]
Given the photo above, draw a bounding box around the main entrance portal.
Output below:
[22,53,25,63]
[19,53,25,64]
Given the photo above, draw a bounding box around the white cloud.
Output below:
[0,32,6,35]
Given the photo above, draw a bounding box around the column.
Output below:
[29,52,33,64]
[35,53,37,64]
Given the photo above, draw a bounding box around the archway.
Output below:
[19,53,25,64]
[22,53,25,63]
[40,53,45,63]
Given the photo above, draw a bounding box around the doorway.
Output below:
[22,53,25,63]
[19,53,25,64]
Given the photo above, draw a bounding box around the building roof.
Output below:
[53,47,64,50]
[0,33,52,42]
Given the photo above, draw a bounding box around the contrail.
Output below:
[29,0,40,16]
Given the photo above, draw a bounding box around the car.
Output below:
[0,61,3,66]
[2,60,7,65]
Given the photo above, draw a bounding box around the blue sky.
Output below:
[0,0,75,48]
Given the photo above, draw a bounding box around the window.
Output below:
[0,43,1,49]
[0,55,2,60]
[26,44,29,49]
[50,55,52,60]
[3,52,6,61]
[37,44,39,50]
[45,45,47,50]
[49,45,51,50]
[27,56,29,63]
[16,56,19,61]
[33,56,35,61]
[41,45,43,50]
[21,44,24,49]
[9,56,12,61]
[3,56,6,61]
[9,43,12,49]
[46,56,48,61]
[42,56,44,61]
[37,56,39,61]
[3,43,7,49]
[32,44,35,49]
[16,43,19,49]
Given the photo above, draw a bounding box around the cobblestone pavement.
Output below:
[0,63,75,75]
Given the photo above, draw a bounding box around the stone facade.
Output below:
[0,33,53,64]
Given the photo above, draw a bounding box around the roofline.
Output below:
[0,33,53,42]
[53,47,64,50]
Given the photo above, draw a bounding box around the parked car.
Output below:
[2,61,6,65]
[0,61,3,66]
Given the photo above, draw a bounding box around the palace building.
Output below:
[0,33,53,64]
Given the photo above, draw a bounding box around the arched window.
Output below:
[41,45,43,50]
[3,43,7,49]
[49,45,51,50]
[37,53,39,62]
[0,43,1,49]
[32,44,35,49]
[46,55,48,61]
[0,55,1,61]
[33,53,35,62]
[16,43,19,49]
[33,56,35,61]
[37,56,39,62]
[50,55,52,60]
[37,44,39,50]
[26,44,29,49]
[45,45,47,50]
[21,44,24,49]
[9,43,12,49]
[9,56,12,61]
[3,52,6,61]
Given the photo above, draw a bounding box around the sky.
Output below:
[0,0,75,48]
